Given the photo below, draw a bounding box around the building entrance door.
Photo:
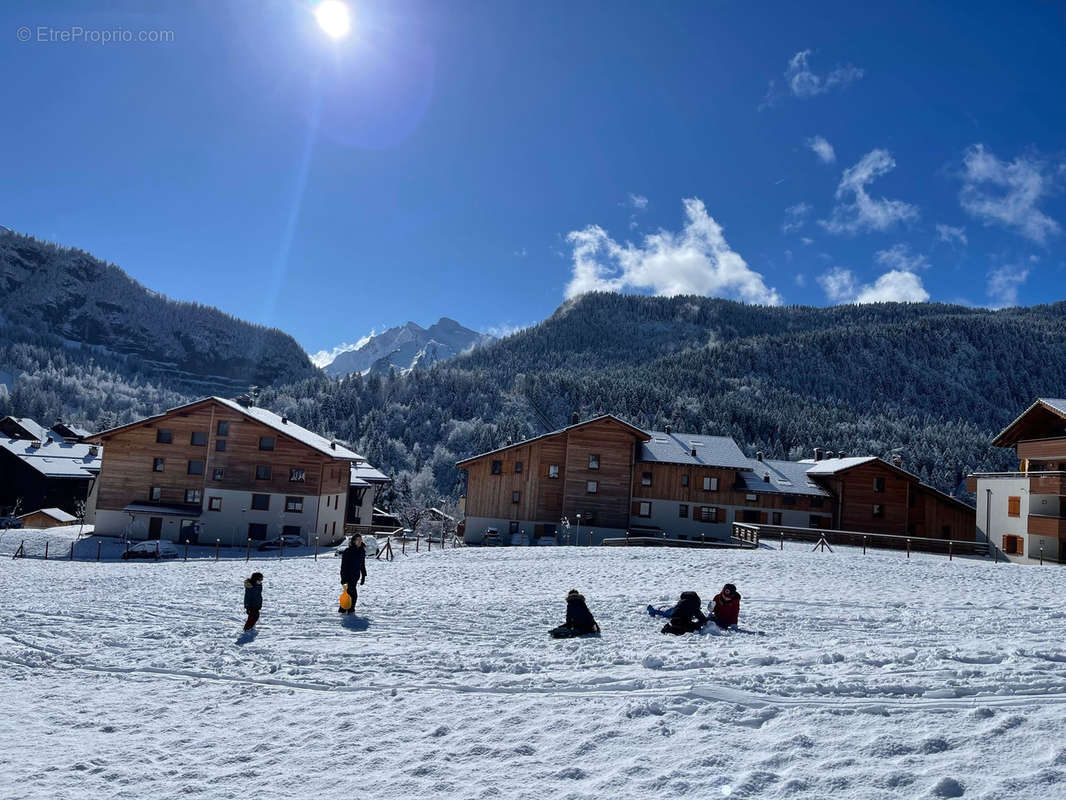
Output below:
[148,517,163,540]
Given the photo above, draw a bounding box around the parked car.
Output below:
[362,536,379,557]
[0,516,24,530]
[258,534,304,551]
[122,540,179,560]
[483,527,501,546]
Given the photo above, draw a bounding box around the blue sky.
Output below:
[2,0,1065,360]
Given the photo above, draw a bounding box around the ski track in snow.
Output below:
[2,544,1066,799]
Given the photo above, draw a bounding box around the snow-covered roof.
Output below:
[211,398,363,461]
[639,430,751,470]
[804,456,879,476]
[739,459,832,496]
[1041,398,1066,417]
[20,507,77,523]
[351,462,390,485]
[0,416,49,442]
[0,437,102,478]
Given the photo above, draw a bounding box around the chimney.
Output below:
[814,447,823,461]
[571,412,579,426]
[665,425,672,435]
[756,451,764,462]
[763,473,771,483]
[506,438,513,446]
[330,441,337,450]
[838,451,846,459]
[235,394,252,408]
[89,445,99,457]
[281,416,288,424]
[690,448,697,458]
[892,454,903,467]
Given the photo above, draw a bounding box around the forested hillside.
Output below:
[0,230,318,395]
[257,294,1066,507]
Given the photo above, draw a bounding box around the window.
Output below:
[873,476,885,493]
[641,471,652,487]
[251,494,270,511]
[515,461,523,474]
[512,491,520,504]
[509,521,520,534]
[699,506,718,523]
[588,454,600,470]
[681,474,689,487]
[215,439,227,452]
[809,497,824,508]
[679,504,689,518]
[1007,496,1021,517]
[184,489,202,504]
[702,476,719,491]
[149,486,161,501]
[491,460,502,475]
[782,496,796,506]
[1002,534,1023,556]
[285,496,304,513]
[212,467,224,481]
[208,496,222,511]
[809,515,825,529]
[282,525,301,538]
[256,465,272,480]
[190,431,208,447]
[156,429,172,444]
[152,457,165,472]
[637,502,651,517]
[772,512,782,525]
[746,493,759,503]
[873,504,884,518]
[187,460,204,476]
[290,468,306,483]
[586,480,598,494]
[217,421,229,436]
[248,523,268,541]
[259,436,275,451]
[548,464,560,479]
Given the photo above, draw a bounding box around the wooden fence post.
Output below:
[246,538,251,561]
[97,540,103,562]
[44,541,49,560]
[949,541,953,561]
[279,537,284,560]
[906,538,911,559]
[215,539,220,561]
[314,536,319,561]
[1040,543,1044,565]
[402,536,406,556]
[416,535,420,553]
[863,536,867,555]
[780,531,783,550]
[15,540,25,559]
[184,543,189,562]
[994,545,998,564]
[70,541,75,560]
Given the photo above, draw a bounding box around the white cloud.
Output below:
[513,247,528,257]
[794,272,807,287]
[564,198,782,305]
[986,265,1029,307]
[935,224,967,246]
[628,193,649,211]
[820,149,919,235]
[806,135,836,164]
[875,243,929,272]
[785,50,864,98]
[482,322,534,338]
[959,144,1061,244]
[818,266,929,304]
[800,236,814,246]
[782,202,812,234]
[308,332,375,367]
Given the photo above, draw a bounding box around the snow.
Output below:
[2,544,1066,799]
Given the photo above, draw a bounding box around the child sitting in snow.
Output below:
[550,589,600,638]
[660,591,707,635]
[710,583,741,629]
[243,572,263,631]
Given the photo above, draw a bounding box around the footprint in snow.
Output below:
[930,776,965,797]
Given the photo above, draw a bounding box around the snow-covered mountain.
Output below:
[322,318,494,377]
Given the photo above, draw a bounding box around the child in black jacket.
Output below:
[243,572,263,631]
[550,589,600,638]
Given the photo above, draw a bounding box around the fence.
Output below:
[602,530,759,550]
[731,522,994,561]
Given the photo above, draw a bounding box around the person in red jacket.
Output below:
[710,583,741,629]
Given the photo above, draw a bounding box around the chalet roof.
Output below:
[739,459,832,496]
[0,416,49,442]
[804,456,879,475]
[52,421,91,440]
[90,397,362,461]
[351,463,390,485]
[0,437,101,478]
[456,414,650,467]
[20,507,77,523]
[639,430,752,470]
[992,398,1066,447]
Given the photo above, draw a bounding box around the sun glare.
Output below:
[314,0,351,40]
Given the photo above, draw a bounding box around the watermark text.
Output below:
[17,25,175,45]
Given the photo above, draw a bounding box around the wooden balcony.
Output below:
[1030,473,1066,495]
[1028,515,1066,538]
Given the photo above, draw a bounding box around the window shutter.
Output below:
[759,511,768,524]
[631,502,641,516]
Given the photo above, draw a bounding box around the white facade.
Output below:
[975,476,1059,561]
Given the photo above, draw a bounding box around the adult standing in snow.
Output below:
[339,534,367,613]
[710,584,741,629]
[550,589,600,638]
[661,591,707,635]
[243,572,263,631]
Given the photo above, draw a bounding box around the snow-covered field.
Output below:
[2,544,1065,799]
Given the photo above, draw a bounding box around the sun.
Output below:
[314,0,351,40]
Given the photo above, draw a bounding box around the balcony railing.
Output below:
[968,471,1066,495]
[1028,515,1066,538]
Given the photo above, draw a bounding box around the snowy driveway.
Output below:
[2,545,1065,799]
